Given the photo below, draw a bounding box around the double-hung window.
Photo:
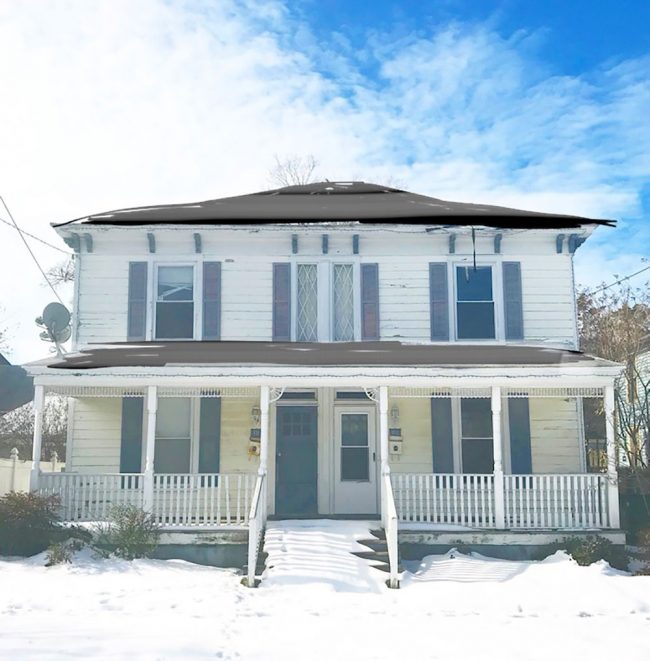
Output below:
[154,398,192,473]
[155,265,195,339]
[455,265,495,340]
[295,262,356,342]
[460,398,494,474]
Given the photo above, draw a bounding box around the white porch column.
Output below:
[259,386,270,476]
[142,386,158,512]
[378,386,390,473]
[604,384,621,528]
[491,386,506,529]
[29,385,45,491]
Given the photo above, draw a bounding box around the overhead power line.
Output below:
[0,215,71,254]
[589,263,650,294]
[0,196,65,304]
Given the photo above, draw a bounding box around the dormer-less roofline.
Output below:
[52,181,616,230]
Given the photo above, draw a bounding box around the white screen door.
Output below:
[333,408,378,514]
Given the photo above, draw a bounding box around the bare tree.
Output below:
[577,281,650,469]
[46,257,75,287]
[0,397,67,460]
[269,154,319,188]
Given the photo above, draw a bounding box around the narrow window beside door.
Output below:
[155,266,194,339]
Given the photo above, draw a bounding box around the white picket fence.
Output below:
[392,472,611,529]
[0,448,64,496]
[38,471,255,526]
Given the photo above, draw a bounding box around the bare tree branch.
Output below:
[46,257,75,288]
[269,154,319,187]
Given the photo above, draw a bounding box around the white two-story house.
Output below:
[25,181,624,583]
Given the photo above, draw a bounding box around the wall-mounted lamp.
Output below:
[390,404,400,426]
[251,406,261,426]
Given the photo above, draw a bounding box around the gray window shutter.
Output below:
[503,262,524,340]
[360,263,380,340]
[120,397,144,473]
[272,263,291,341]
[429,263,449,341]
[127,262,148,341]
[202,262,221,340]
[509,397,532,474]
[198,398,221,473]
[431,398,454,472]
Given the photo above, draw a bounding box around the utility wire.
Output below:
[0,215,71,254]
[0,196,65,304]
[588,263,650,294]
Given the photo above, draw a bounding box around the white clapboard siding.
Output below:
[529,397,582,473]
[70,398,123,472]
[387,398,433,473]
[74,228,578,346]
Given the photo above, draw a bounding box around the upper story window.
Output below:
[455,265,495,340]
[294,262,357,342]
[155,265,195,339]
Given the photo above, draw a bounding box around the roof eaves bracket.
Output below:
[147,232,156,254]
[352,234,359,254]
[83,233,93,253]
[291,234,298,254]
[193,233,202,254]
[448,234,456,254]
[494,233,502,254]
[63,234,80,253]
[322,234,328,254]
[556,234,565,253]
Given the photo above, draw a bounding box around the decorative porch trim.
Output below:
[388,386,605,398]
[43,385,260,398]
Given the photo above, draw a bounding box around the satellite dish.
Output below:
[42,303,71,332]
[36,302,72,356]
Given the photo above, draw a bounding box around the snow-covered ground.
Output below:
[1,520,649,660]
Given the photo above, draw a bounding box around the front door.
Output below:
[275,406,318,516]
[334,408,378,515]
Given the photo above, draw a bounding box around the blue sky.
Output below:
[0,0,648,361]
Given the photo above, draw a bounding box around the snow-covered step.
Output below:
[261,519,391,592]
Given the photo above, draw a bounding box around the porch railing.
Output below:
[39,472,255,526]
[40,473,145,521]
[153,473,254,526]
[392,472,611,529]
[245,472,267,587]
[393,473,495,527]
[381,470,400,589]
[505,474,610,529]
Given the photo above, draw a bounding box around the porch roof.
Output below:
[30,341,618,370]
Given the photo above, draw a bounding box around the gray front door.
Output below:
[275,406,318,516]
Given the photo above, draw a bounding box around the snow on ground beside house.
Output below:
[0,519,649,660]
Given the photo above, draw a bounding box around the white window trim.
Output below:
[452,396,511,474]
[149,260,203,341]
[290,258,360,342]
[450,259,504,343]
[141,397,200,473]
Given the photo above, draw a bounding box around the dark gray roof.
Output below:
[0,362,34,413]
[39,341,614,370]
[55,182,615,230]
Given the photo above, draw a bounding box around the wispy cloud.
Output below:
[0,0,648,360]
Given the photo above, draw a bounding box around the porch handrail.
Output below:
[382,468,400,589]
[245,471,267,588]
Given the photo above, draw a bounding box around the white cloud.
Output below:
[0,1,648,362]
